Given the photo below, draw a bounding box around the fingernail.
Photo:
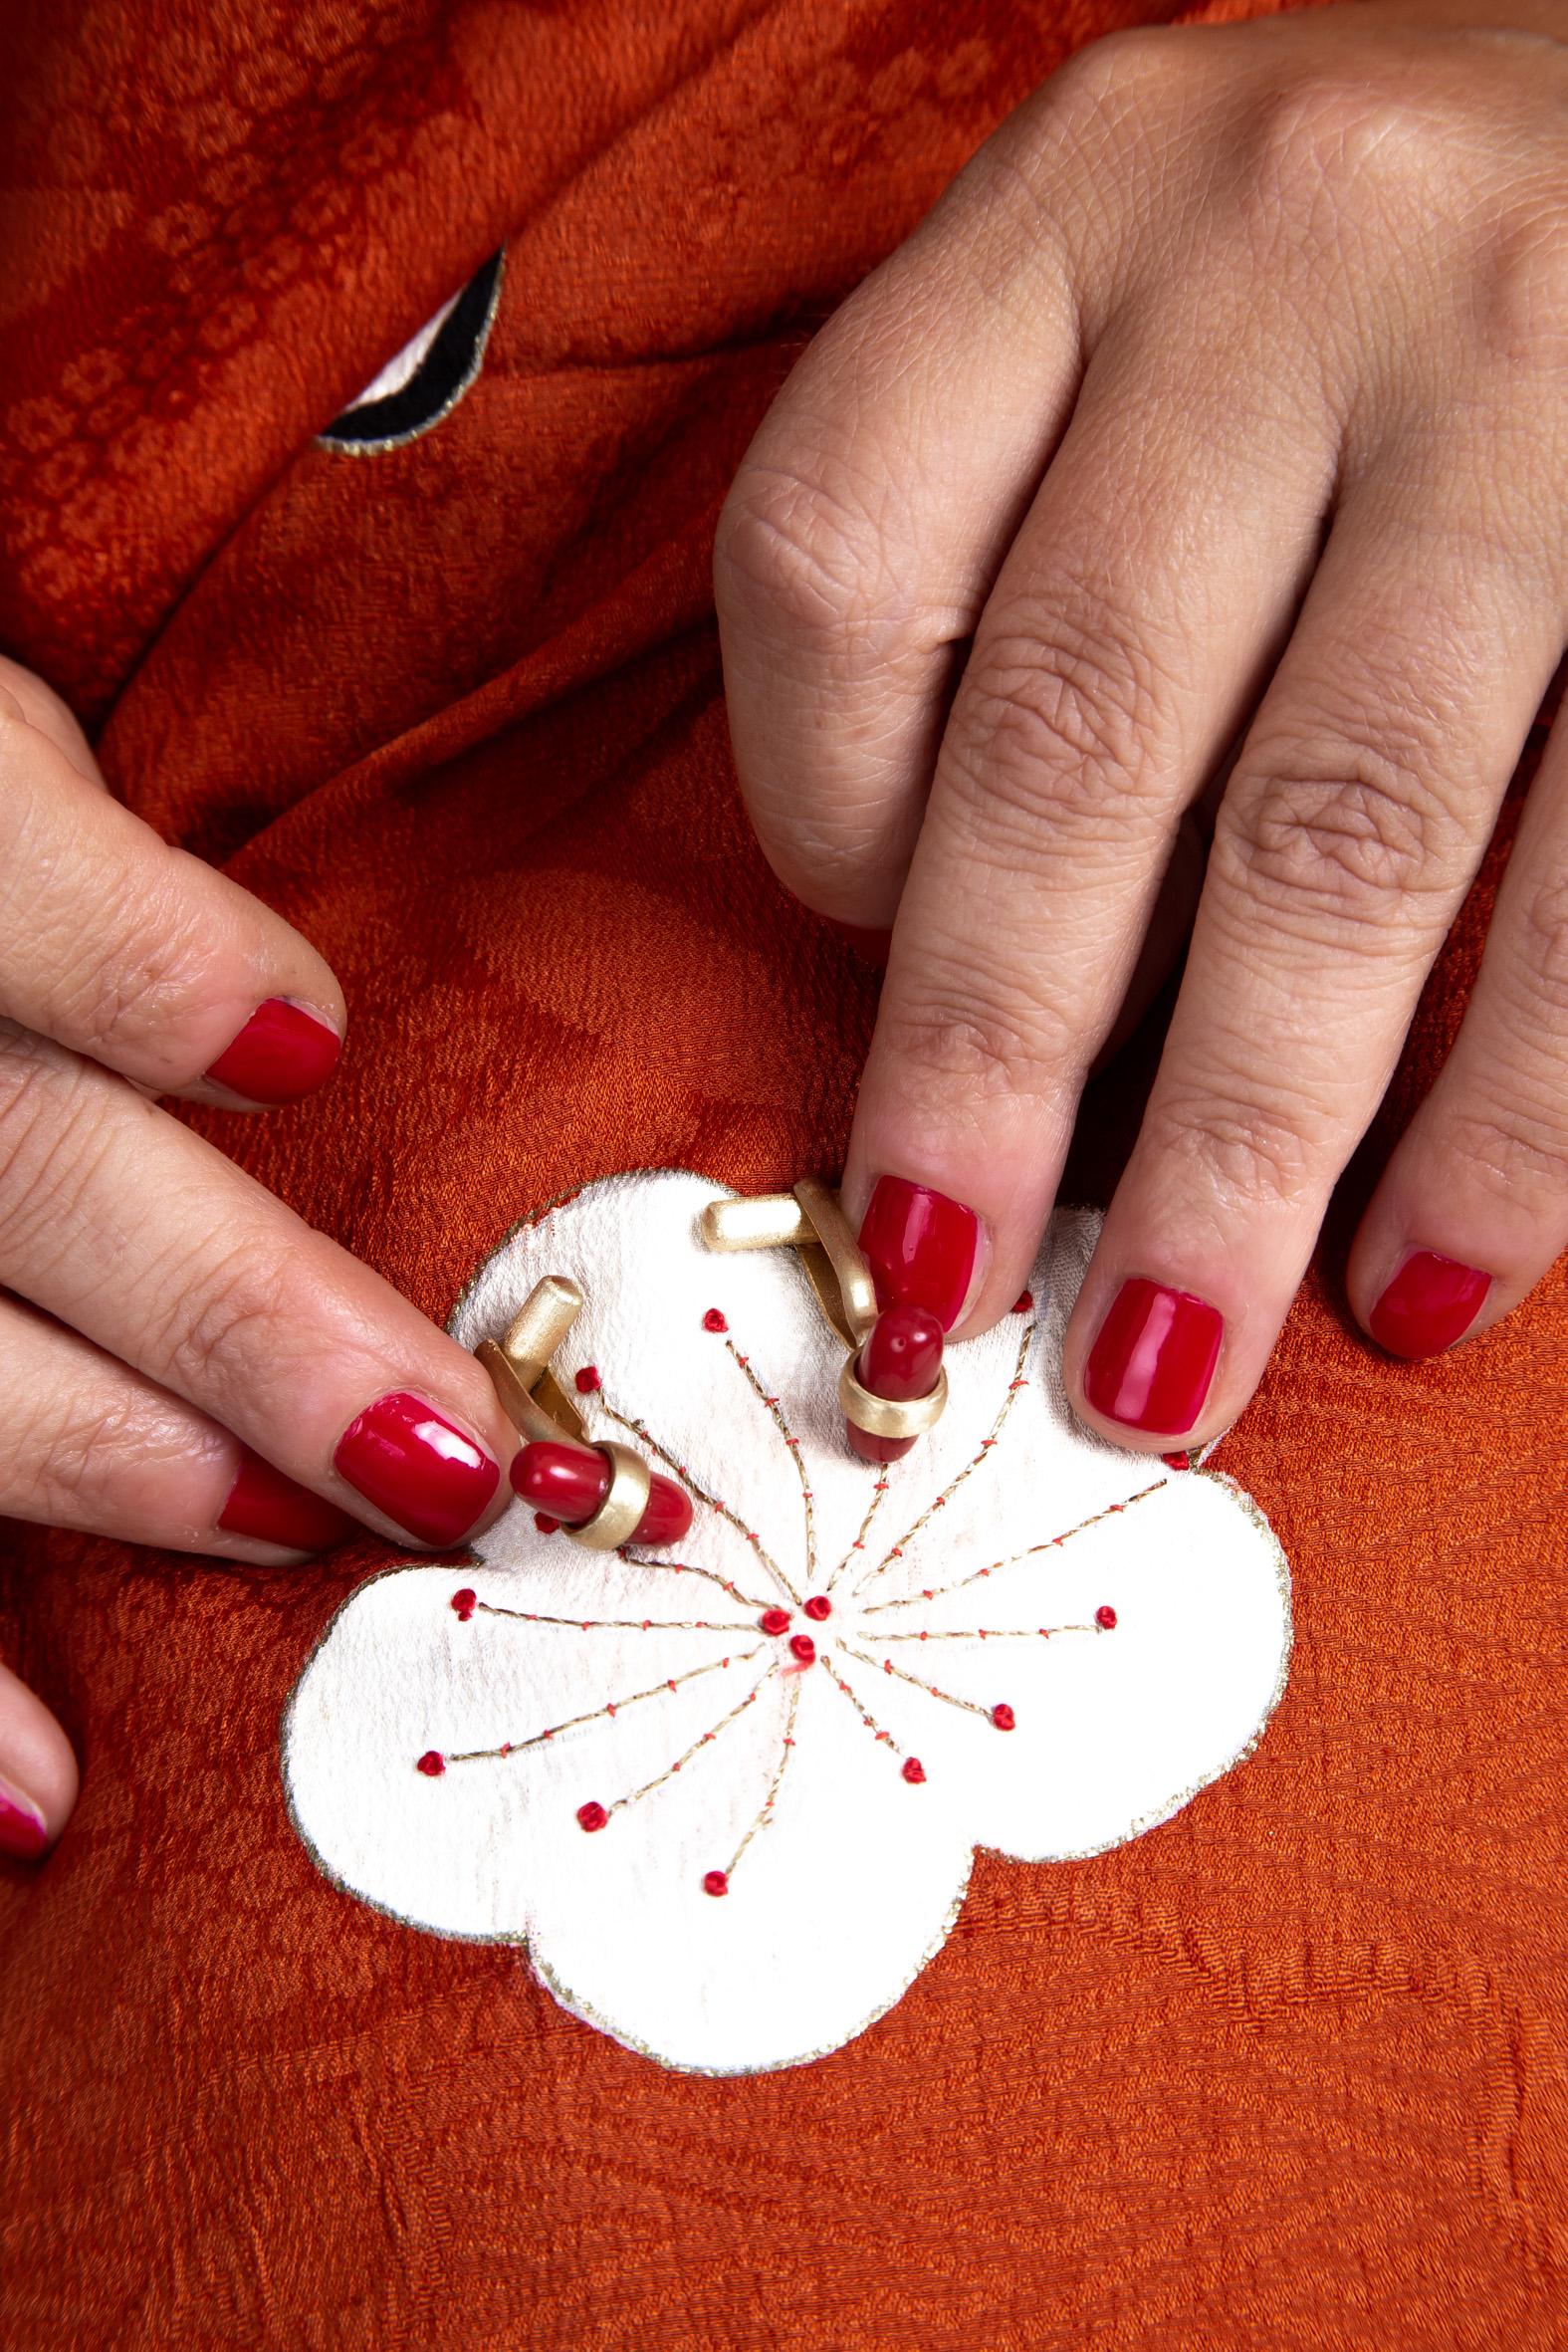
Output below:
[847,1303,943,1464]
[205,999,342,1105]
[858,1177,981,1330]
[1083,1278,1224,1435]
[1369,1250,1492,1360]
[510,1440,693,1545]
[333,1393,500,1544]
[0,1774,50,1862]
[218,1448,357,1551]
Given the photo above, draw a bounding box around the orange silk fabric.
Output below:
[3,2,1566,2344]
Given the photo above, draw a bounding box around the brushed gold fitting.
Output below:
[475,1277,654,1550]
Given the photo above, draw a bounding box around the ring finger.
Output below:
[1062,427,1565,1443]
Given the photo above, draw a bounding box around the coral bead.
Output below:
[576,1800,608,1832]
[902,1758,927,1785]
[802,1595,831,1622]
[788,1634,816,1665]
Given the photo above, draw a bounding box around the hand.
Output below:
[0,660,516,1859]
[716,0,1568,1443]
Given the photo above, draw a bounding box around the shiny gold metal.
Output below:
[477,1276,663,1545]
[699,1180,877,1350]
[572,1443,652,1550]
[839,1354,950,1440]
[700,1195,810,1253]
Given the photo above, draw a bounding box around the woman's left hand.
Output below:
[716,0,1568,1445]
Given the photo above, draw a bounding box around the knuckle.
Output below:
[57,877,223,1064]
[1476,198,1568,376]
[1511,872,1568,1014]
[1243,73,1455,227]
[1155,1079,1325,1209]
[714,459,892,657]
[155,1235,297,1402]
[1438,1101,1567,1201]
[1037,24,1188,140]
[950,597,1172,836]
[878,956,1076,1102]
[0,1030,104,1261]
[1214,745,1444,929]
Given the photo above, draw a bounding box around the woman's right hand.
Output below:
[0,657,518,1861]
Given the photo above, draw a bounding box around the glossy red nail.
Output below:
[847,1303,944,1464]
[1369,1250,1491,1360]
[1083,1279,1223,1435]
[218,1449,357,1551]
[205,999,341,1105]
[510,1440,693,1545]
[858,1177,979,1330]
[0,1778,49,1862]
[333,1393,499,1544]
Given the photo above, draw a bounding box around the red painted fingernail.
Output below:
[218,1449,357,1551]
[1369,1250,1492,1360]
[333,1393,499,1544]
[205,999,341,1105]
[858,1178,980,1330]
[1083,1279,1224,1435]
[0,1777,50,1862]
[847,1302,944,1464]
[509,1440,692,1545]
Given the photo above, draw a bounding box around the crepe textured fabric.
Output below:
[0,0,1564,2344]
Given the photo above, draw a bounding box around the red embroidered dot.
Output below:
[450,1588,477,1622]
[991,1703,1016,1732]
[534,1512,560,1534]
[1012,1290,1034,1313]
[761,1607,791,1637]
[574,1365,601,1394]
[1162,1450,1192,1471]
[1096,1605,1118,1630]
[788,1634,816,1666]
[416,1751,446,1776]
[703,1308,728,1333]
[902,1758,927,1784]
[703,1869,730,1898]
[802,1595,831,1622]
[576,1800,608,1832]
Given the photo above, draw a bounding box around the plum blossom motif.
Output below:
[284,1171,1291,2075]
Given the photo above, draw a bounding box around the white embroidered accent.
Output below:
[283,1171,1292,2076]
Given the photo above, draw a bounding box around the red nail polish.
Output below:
[858,1178,980,1330]
[1369,1250,1491,1360]
[1084,1279,1224,1435]
[333,1393,499,1544]
[0,1779,49,1862]
[205,999,341,1105]
[847,1303,944,1464]
[218,1449,357,1551]
[510,1440,693,1545]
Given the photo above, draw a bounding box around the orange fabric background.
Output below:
[3,1,1566,2344]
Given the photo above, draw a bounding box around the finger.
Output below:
[0,1660,76,1862]
[0,691,344,1105]
[1062,443,1565,1444]
[0,1027,516,1548]
[0,1293,355,1558]
[843,316,1332,1331]
[715,70,1104,928]
[1348,716,1568,1356]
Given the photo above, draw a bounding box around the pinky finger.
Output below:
[1349,730,1568,1359]
[0,1661,77,1860]
[0,1294,356,1560]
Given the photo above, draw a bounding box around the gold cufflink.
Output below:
[475,1277,655,1549]
[700,1179,948,1446]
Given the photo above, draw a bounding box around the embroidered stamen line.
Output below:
[442,1646,765,1764]
[821,1650,911,1759]
[825,1474,893,1595]
[866,1624,1098,1642]
[595,1393,802,1607]
[603,1664,777,1821]
[617,1550,773,1614]
[852,1321,1036,1598]
[476,1602,757,1635]
[860,1476,1168,1614]
[723,1677,801,1878]
[837,1639,997,1724]
[724,1338,816,1593]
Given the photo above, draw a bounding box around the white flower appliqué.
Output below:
[284,1171,1291,2075]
